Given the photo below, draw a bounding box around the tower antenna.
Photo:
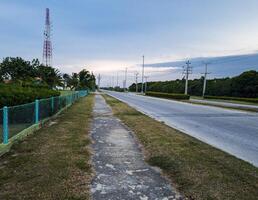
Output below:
[43,8,52,66]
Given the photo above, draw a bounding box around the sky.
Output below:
[1,0,258,86]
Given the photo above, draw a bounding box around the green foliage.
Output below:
[146,91,190,100]
[0,84,60,107]
[101,86,125,92]
[204,95,258,103]
[62,70,96,90]
[0,57,62,88]
[35,65,62,88]
[129,70,258,98]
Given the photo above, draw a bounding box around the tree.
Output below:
[62,73,71,89]
[129,70,258,98]
[69,73,79,90]
[35,65,62,88]
[76,69,96,90]
[0,57,35,81]
[231,70,258,98]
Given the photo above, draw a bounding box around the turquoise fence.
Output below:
[0,90,88,144]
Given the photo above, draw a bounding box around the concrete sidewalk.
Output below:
[90,94,182,200]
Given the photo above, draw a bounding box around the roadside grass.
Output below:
[191,96,258,106]
[185,100,258,113]
[60,90,75,96]
[0,95,94,200]
[103,94,258,200]
[142,93,258,112]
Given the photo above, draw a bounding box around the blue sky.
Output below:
[1,0,258,86]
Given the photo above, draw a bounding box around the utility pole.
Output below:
[97,74,101,89]
[202,62,211,98]
[141,55,145,94]
[135,72,139,93]
[144,76,149,93]
[183,60,192,95]
[124,67,127,92]
[116,71,119,87]
[112,76,114,88]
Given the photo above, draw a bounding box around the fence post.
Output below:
[51,97,54,113]
[3,106,9,144]
[35,100,39,123]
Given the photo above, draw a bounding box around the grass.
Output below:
[60,90,75,96]
[103,94,258,200]
[0,95,94,200]
[191,96,258,106]
[186,100,258,113]
[144,94,258,112]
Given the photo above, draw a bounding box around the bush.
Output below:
[204,95,258,104]
[146,92,190,100]
[0,84,60,108]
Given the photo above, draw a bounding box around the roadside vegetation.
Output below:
[129,70,258,98]
[146,91,190,100]
[0,95,94,199]
[0,57,96,107]
[103,94,258,200]
[204,95,258,104]
[0,84,60,107]
[187,99,258,113]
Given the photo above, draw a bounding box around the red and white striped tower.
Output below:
[43,8,52,66]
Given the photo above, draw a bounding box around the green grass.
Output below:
[103,94,258,200]
[60,90,75,96]
[186,99,258,113]
[0,95,94,200]
[191,96,258,106]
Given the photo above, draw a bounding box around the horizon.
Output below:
[1,0,258,86]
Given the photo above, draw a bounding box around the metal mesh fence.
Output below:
[8,102,35,139]
[1,90,88,144]
[39,98,52,121]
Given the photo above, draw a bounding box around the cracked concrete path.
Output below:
[90,94,182,200]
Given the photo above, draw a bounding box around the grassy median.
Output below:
[103,94,258,200]
[0,95,94,200]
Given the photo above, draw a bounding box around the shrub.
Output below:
[0,84,60,108]
[204,95,258,104]
[146,92,190,100]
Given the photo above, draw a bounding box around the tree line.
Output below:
[0,57,96,90]
[129,70,258,98]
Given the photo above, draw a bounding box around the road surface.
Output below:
[103,91,258,167]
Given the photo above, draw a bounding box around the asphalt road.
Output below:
[103,90,258,167]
